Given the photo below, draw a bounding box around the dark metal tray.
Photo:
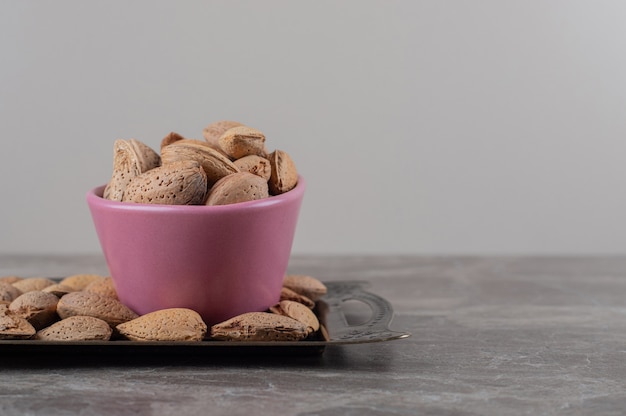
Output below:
[0,281,410,357]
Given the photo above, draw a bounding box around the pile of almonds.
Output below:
[103,120,298,206]
[0,274,327,342]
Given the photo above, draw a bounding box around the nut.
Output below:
[0,282,23,303]
[0,304,35,339]
[84,277,118,300]
[161,140,239,186]
[9,291,59,330]
[205,172,269,206]
[12,277,56,294]
[122,160,208,205]
[210,312,308,341]
[116,308,207,341]
[234,155,272,181]
[279,287,315,309]
[268,150,298,195]
[60,274,106,291]
[202,120,243,147]
[282,275,327,301]
[270,300,319,334]
[103,139,161,201]
[36,316,113,341]
[57,291,138,328]
[218,126,267,159]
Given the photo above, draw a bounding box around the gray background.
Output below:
[1,1,626,255]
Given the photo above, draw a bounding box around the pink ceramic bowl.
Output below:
[86,176,305,326]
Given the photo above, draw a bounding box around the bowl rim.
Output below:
[86,175,305,213]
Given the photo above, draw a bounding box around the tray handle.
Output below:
[319,281,410,343]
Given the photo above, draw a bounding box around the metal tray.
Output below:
[0,281,410,358]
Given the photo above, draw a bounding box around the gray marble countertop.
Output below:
[1,255,626,415]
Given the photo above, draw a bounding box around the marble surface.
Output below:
[2,255,626,415]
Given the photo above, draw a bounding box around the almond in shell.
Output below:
[210,312,308,341]
[0,304,35,339]
[205,171,269,206]
[122,160,208,205]
[202,120,243,147]
[161,140,239,186]
[283,275,327,301]
[270,300,319,335]
[116,308,207,341]
[9,291,59,330]
[57,291,138,328]
[268,149,298,195]
[218,126,267,159]
[234,155,271,181]
[60,274,106,291]
[36,316,113,341]
[12,277,56,294]
[103,139,161,201]
[0,282,22,304]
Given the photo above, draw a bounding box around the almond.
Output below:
[129,138,161,173]
[0,282,22,303]
[218,126,267,159]
[60,274,106,291]
[279,287,315,309]
[42,283,75,298]
[0,276,23,284]
[268,149,298,195]
[116,308,207,341]
[84,277,118,300]
[210,312,308,341]
[270,300,319,335]
[0,304,35,339]
[202,120,243,147]
[12,277,56,293]
[9,291,59,330]
[122,160,208,205]
[160,131,186,149]
[234,155,272,181]
[36,316,113,341]
[57,291,138,328]
[161,140,239,186]
[282,275,327,301]
[205,171,269,206]
[103,139,141,201]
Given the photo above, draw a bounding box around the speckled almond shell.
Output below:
[218,126,267,159]
[9,291,59,330]
[234,155,272,181]
[122,160,208,205]
[116,308,207,341]
[57,291,138,328]
[269,300,319,334]
[161,141,239,185]
[42,283,74,298]
[202,120,243,147]
[0,304,36,339]
[84,277,118,300]
[12,277,56,294]
[210,312,308,341]
[60,274,106,291]
[205,172,269,206]
[0,276,23,284]
[160,131,186,149]
[0,282,22,303]
[268,150,298,195]
[35,316,113,341]
[129,138,161,172]
[282,275,327,301]
[279,287,315,309]
[103,139,140,201]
